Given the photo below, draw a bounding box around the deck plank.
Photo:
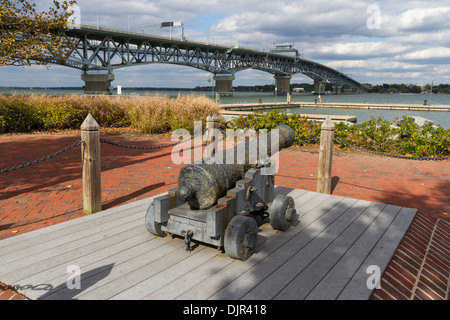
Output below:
[212,197,359,300]
[0,207,147,273]
[0,187,416,300]
[304,204,403,300]
[336,207,417,300]
[9,228,151,297]
[111,247,220,300]
[273,202,388,300]
[241,198,372,300]
[186,194,345,300]
[40,235,187,300]
[176,189,324,300]
[0,196,156,252]
[2,223,149,284]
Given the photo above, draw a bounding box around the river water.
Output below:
[1,87,449,128]
[218,92,450,128]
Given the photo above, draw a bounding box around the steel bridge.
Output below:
[49,24,368,94]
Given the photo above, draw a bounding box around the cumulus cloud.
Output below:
[394,47,450,66]
[396,7,450,32]
[304,41,413,60]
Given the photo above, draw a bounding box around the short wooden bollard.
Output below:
[317,117,335,194]
[206,113,219,157]
[81,113,102,214]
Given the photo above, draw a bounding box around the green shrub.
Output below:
[229,111,449,158]
[397,116,450,157]
[0,100,41,133]
[39,104,83,129]
[228,110,321,142]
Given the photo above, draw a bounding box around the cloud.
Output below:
[304,41,413,60]
[396,7,450,32]
[396,47,450,62]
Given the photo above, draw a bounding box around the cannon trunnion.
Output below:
[145,124,297,261]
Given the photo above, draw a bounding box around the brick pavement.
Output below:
[0,132,448,300]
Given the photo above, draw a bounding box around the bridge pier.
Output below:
[81,72,115,94]
[214,75,235,96]
[274,75,292,95]
[314,80,326,95]
[332,85,343,94]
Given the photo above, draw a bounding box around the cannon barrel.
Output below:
[177,124,295,209]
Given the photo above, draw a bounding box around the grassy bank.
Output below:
[0,93,221,134]
[1,94,448,158]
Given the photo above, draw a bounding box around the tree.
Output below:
[0,0,77,67]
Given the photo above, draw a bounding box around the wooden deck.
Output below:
[0,187,417,300]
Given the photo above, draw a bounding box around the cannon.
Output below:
[145,124,298,261]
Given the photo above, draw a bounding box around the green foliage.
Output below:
[358,118,399,153]
[229,110,321,142]
[0,101,41,132]
[396,116,450,157]
[39,104,83,129]
[229,111,450,158]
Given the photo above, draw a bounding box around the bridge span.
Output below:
[50,24,368,95]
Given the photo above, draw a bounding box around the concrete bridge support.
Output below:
[214,75,235,96]
[81,72,115,94]
[274,75,292,95]
[332,85,343,94]
[314,80,326,94]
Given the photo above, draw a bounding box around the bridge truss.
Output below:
[50,24,368,91]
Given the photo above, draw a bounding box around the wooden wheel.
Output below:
[224,215,258,261]
[269,195,296,231]
[145,204,164,236]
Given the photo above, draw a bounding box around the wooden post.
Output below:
[206,113,219,157]
[317,117,335,194]
[81,113,102,214]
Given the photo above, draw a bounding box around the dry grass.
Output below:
[0,93,221,133]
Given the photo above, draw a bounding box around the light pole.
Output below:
[208,76,215,101]
[430,80,433,106]
[275,82,278,103]
[318,81,322,102]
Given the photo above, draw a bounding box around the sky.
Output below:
[1,0,450,88]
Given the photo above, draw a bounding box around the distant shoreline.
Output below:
[1,86,449,95]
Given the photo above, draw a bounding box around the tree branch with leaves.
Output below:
[0,0,77,67]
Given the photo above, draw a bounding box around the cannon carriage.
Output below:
[145,124,298,261]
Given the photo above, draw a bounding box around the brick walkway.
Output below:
[0,132,448,300]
